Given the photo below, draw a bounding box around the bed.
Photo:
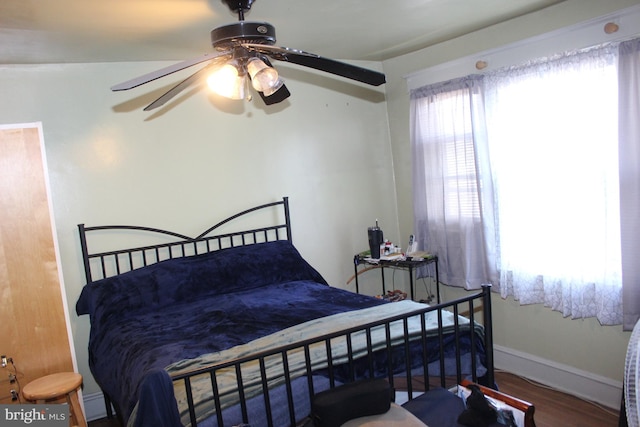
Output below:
[75,197,496,427]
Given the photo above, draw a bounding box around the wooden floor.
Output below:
[88,371,621,427]
[493,370,620,427]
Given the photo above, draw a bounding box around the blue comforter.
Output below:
[76,240,386,424]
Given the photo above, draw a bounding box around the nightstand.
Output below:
[353,252,439,302]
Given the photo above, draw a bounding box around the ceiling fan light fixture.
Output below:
[247,57,280,93]
[207,62,246,99]
[262,78,284,97]
[110,0,386,111]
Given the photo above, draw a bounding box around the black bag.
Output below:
[310,379,394,427]
[457,384,498,427]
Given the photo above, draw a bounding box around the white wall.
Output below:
[382,0,639,406]
[0,61,396,397]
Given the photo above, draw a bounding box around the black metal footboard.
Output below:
[171,285,494,427]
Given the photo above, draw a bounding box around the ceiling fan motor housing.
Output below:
[211,22,276,49]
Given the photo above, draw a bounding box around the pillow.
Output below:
[172,239,327,300]
[76,240,327,326]
[75,263,186,325]
[341,404,428,427]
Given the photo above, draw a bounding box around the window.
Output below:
[411,44,626,324]
[443,129,479,220]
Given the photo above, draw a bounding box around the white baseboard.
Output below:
[83,391,112,422]
[494,344,623,410]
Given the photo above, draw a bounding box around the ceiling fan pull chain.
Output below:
[222,0,255,20]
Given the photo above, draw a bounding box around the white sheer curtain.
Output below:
[411,42,631,325]
[410,76,499,290]
[618,38,640,331]
[483,44,622,325]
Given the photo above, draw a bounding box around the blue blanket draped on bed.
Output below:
[76,240,388,424]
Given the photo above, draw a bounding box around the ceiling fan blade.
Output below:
[143,61,221,111]
[111,52,228,91]
[244,44,386,87]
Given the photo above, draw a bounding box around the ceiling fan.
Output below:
[111,0,386,111]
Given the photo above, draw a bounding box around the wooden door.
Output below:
[0,123,75,404]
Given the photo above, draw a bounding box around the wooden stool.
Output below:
[23,372,87,427]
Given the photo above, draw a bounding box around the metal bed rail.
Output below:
[171,285,494,427]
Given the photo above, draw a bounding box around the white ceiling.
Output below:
[0,0,565,65]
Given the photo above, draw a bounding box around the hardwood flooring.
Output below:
[88,416,118,427]
[493,370,620,427]
[87,371,621,427]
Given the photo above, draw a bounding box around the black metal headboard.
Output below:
[78,197,291,284]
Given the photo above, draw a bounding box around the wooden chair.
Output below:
[460,379,536,427]
[22,372,87,427]
[402,379,536,427]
